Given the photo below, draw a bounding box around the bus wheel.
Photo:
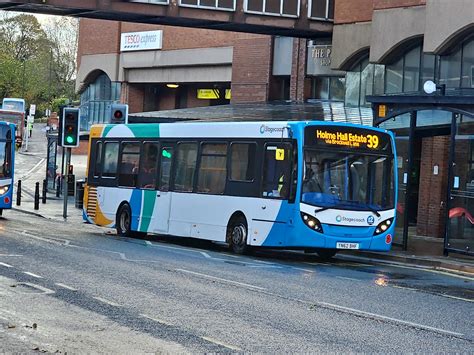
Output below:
[316,249,337,260]
[116,204,132,238]
[228,216,248,255]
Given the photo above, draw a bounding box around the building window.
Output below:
[245,0,300,18]
[79,73,121,131]
[345,58,384,107]
[439,38,474,89]
[310,76,345,101]
[308,0,334,20]
[180,0,235,11]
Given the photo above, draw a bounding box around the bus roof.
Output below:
[128,101,374,126]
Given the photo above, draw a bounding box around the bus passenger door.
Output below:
[153,145,174,234]
[251,143,293,246]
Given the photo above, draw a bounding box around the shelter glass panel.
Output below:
[448,116,474,254]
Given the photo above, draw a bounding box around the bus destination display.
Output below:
[305,126,391,152]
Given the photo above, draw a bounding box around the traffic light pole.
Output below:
[63,147,71,219]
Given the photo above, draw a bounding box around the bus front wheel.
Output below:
[116,204,132,238]
[228,216,248,255]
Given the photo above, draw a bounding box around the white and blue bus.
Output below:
[0,122,15,215]
[83,121,397,258]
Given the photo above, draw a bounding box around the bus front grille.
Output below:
[87,187,97,219]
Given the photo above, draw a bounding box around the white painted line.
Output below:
[200,252,211,258]
[201,336,242,351]
[23,272,42,279]
[20,282,55,295]
[336,276,359,281]
[145,241,152,245]
[292,267,315,273]
[315,301,465,338]
[304,261,330,266]
[393,285,474,303]
[0,254,23,257]
[437,294,474,303]
[0,262,13,268]
[393,285,418,291]
[20,158,45,179]
[55,283,78,291]
[93,296,121,307]
[140,314,173,326]
[176,268,266,291]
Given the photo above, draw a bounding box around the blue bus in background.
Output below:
[0,122,15,215]
[1,98,25,113]
[84,120,397,259]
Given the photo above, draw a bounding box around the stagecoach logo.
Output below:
[336,215,366,223]
[260,125,285,134]
[367,215,375,225]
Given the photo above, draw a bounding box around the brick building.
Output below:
[330,0,474,256]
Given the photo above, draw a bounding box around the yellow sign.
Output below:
[225,89,231,100]
[316,130,379,149]
[275,148,285,161]
[197,89,220,99]
[378,104,387,118]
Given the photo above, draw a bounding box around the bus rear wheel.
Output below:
[316,249,337,260]
[228,216,248,255]
[116,204,132,238]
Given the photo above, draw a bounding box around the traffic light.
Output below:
[110,103,128,124]
[61,107,80,147]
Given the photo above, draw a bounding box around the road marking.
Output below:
[145,241,152,245]
[201,252,211,258]
[393,285,418,291]
[17,282,55,295]
[0,262,13,268]
[393,285,473,303]
[0,254,23,257]
[55,283,78,291]
[19,230,70,246]
[308,300,465,338]
[336,276,359,281]
[436,294,474,303]
[23,272,42,279]
[176,268,266,291]
[292,267,315,273]
[19,158,45,179]
[201,336,242,351]
[140,314,173,326]
[93,296,121,307]
[304,261,330,266]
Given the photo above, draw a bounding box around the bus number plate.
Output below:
[336,242,360,250]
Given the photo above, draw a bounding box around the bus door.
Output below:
[153,144,174,234]
[252,143,293,246]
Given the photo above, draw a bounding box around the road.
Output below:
[0,208,473,353]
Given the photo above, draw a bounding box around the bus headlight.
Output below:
[374,218,394,235]
[0,185,10,195]
[301,212,323,233]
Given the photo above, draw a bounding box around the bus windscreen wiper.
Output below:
[339,200,381,217]
[314,207,331,214]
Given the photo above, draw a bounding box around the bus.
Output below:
[0,122,15,215]
[2,98,25,113]
[83,121,397,258]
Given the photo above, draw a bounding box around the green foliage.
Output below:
[0,12,78,112]
[51,97,69,113]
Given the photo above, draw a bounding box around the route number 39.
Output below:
[367,134,379,149]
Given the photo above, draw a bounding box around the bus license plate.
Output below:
[336,242,360,250]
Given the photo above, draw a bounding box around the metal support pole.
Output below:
[34,182,40,210]
[56,175,61,197]
[16,180,21,206]
[63,148,71,218]
[42,179,47,204]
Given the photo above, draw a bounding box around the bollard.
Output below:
[56,175,61,198]
[42,179,47,204]
[16,180,21,206]
[34,182,40,210]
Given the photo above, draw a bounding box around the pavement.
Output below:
[10,123,474,277]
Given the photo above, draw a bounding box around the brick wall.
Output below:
[335,0,426,24]
[290,38,308,102]
[231,36,272,103]
[416,135,450,238]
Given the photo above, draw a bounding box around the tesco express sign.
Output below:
[120,30,163,52]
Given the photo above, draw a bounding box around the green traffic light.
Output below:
[66,135,74,144]
[162,150,172,159]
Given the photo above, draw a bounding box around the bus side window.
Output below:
[139,143,159,189]
[93,141,103,178]
[159,146,174,191]
[197,143,227,194]
[262,144,290,199]
[102,142,119,178]
[119,142,141,187]
[174,143,198,192]
[230,143,256,181]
